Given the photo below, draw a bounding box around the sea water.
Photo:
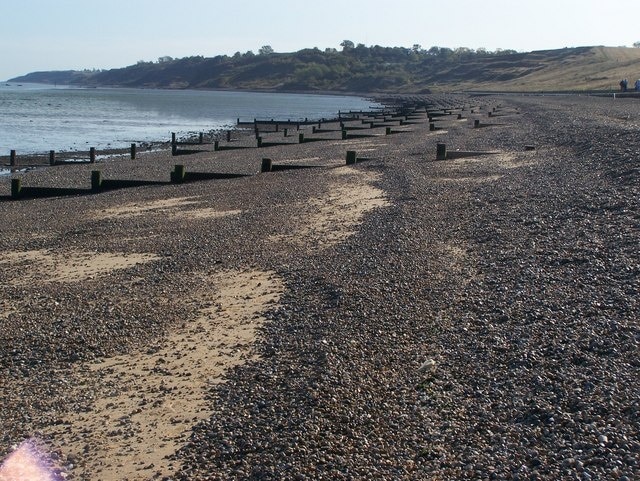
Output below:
[0,84,379,155]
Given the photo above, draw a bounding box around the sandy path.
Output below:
[45,269,283,481]
[270,167,390,247]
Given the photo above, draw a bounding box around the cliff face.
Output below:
[10,46,640,92]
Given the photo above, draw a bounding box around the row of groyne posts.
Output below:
[8,144,139,168]
[5,100,512,200]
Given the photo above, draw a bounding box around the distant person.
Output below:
[620,79,629,92]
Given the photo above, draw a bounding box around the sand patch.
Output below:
[496,152,538,169]
[271,168,390,248]
[0,299,16,320]
[96,197,200,219]
[94,197,242,222]
[48,269,284,481]
[436,175,503,183]
[432,242,478,287]
[0,250,160,285]
[178,208,242,220]
[445,152,537,171]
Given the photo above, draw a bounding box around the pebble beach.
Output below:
[0,94,638,480]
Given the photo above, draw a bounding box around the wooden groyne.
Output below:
[2,96,486,201]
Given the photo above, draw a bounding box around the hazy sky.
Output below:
[3,0,640,81]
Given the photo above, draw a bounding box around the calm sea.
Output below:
[0,84,380,154]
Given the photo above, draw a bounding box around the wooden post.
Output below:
[312,126,316,134]
[10,150,16,166]
[299,133,304,143]
[11,178,21,199]
[261,158,272,173]
[342,130,348,140]
[257,136,263,148]
[89,147,96,163]
[172,132,176,144]
[214,140,219,151]
[199,132,204,144]
[91,170,102,191]
[49,150,56,166]
[130,143,136,160]
[386,127,392,135]
[457,113,463,120]
[171,164,186,183]
[227,130,231,142]
[429,123,435,131]
[346,150,357,165]
[436,143,447,161]
[284,128,288,137]
[474,119,480,128]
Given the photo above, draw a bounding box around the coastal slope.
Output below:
[9,45,640,92]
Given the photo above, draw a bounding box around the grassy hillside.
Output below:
[10,46,640,93]
[464,46,640,91]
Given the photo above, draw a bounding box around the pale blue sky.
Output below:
[3,0,639,81]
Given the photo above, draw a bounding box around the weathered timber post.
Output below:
[199,132,204,144]
[257,136,263,148]
[430,123,436,131]
[171,164,186,183]
[474,119,480,128]
[214,140,219,151]
[457,113,463,120]
[11,178,22,199]
[49,150,56,166]
[261,158,272,173]
[312,126,317,134]
[10,150,16,166]
[227,130,231,142]
[284,128,288,137]
[346,150,357,165]
[342,130,348,140]
[89,147,96,163]
[436,143,447,161]
[11,178,21,198]
[172,133,177,156]
[130,143,136,160]
[299,133,304,144]
[91,171,102,191]
[386,127,392,135]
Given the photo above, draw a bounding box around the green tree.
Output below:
[259,45,275,55]
[340,40,355,51]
